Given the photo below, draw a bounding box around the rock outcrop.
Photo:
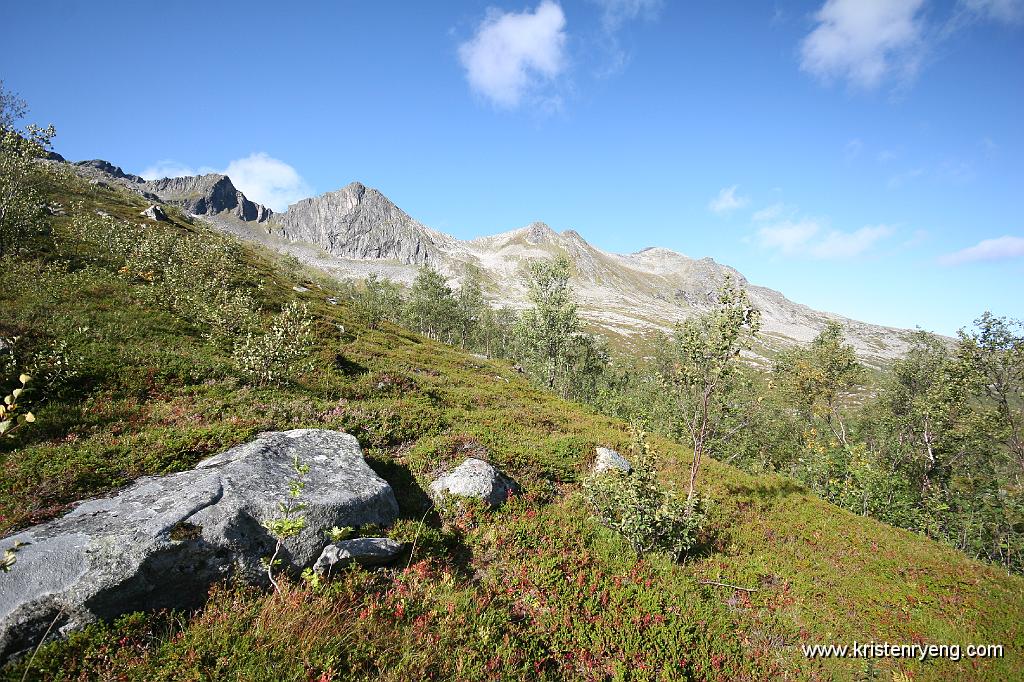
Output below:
[428,458,518,509]
[142,174,273,223]
[74,159,145,183]
[270,182,457,265]
[313,538,405,573]
[592,447,632,475]
[0,429,397,662]
[139,204,168,222]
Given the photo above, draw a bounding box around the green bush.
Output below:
[232,301,314,386]
[582,431,707,560]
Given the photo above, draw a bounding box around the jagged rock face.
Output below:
[0,429,397,662]
[74,159,144,183]
[143,174,272,223]
[271,182,451,265]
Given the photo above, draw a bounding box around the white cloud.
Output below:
[799,0,1024,90]
[458,1,568,108]
[140,153,310,212]
[799,0,926,89]
[592,0,662,31]
[589,0,662,73]
[940,235,1024,265]
[757,219,822,254]
[751,202,790,222]
[887,166,926,189]
[811,224,894,258]
[708,185,750,214]
[963,0,1024,24]
[223,153,311,212]
[140,160,201,180]
[755,216,894,259]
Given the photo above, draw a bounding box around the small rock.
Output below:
[593,447,632,475]
[326,297,339,305]
[313,537,405,573]
[293,285,310,293]
[428,458,518,509]
[139,204,168,221]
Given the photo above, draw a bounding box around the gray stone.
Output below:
[0,429,397,662]
[270,182,458,265]
[593,447,632,475]
[428,458,518,509]
[141,174,273,223]
[313,538,405,573]
[139,204,168,222]
[292,286,310,293]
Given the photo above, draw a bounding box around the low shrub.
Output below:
[582,431,707,560]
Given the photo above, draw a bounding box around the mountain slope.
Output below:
[260,183,916,362]
[64,160,273,223]
[2,165,1020,681]
[67,162,916,362]
[273,181,464,264]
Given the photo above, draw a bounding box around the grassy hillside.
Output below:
[1,171,1021,681]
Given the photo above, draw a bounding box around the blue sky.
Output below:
[3,0,1022,335]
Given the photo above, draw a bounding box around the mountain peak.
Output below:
[522,221,557,244]
[142,174,273,223]
[270,180,449,265]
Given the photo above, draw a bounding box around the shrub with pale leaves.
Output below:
[582,431,707,560]
[233,302,315,386]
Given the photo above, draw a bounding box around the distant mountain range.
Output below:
[65,158,917,363]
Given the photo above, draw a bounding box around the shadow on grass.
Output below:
[722,479,806,503]
[334,354,368,376]
[366,456,476,580]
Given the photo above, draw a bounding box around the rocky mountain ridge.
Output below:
[65,158,916,361]
[67,159,274,224]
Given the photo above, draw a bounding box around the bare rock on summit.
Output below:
[74,159,145,184]
[0,429,397,663]
[270,182,457,265]
[142,174,273,223]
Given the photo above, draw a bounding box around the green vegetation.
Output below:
[0,96,1022,678]
[262,454,311,593]
[583,430,706,560]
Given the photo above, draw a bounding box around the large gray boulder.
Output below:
[0,429,396,662]
[593,447,632,475]
[139,204,168,222]
[428,458,518,509]
[313,537,405,574]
